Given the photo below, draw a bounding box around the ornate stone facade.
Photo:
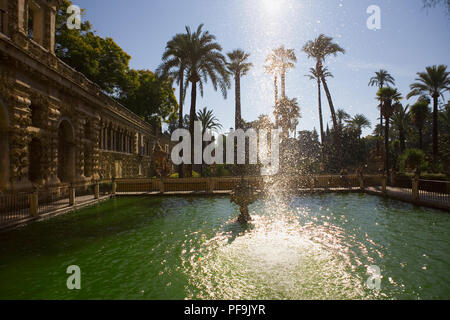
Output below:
[0,0,172,192]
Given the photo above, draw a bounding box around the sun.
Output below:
[261,0,285,15]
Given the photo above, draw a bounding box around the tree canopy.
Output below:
[55,0,178,125]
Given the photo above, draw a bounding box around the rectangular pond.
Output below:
[0,193,449,300]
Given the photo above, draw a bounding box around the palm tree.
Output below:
[377,87,402,176]
[347,114,371,138]
[368,69,395,135]
[407,65,450,163]
[391,104,410,153]
[183,24,230,176]
[157,33,190,129]
[273,97,301,141]
[227,49,253,130]
[264,53,280,106]
[303,34,345,129]
[271,46,297,98]
[336,108,351,127]
[410,101,430,150]
[157,33,190,178]
[197,107,222,176]
[305,66,333,144]
[197,107,222,136]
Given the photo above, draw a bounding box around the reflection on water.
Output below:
[0,194,449,300]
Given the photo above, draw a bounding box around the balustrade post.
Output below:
[111,178,116,195]
[159,178,165,193]
[209,178,215,193]
[359,174,365,191]
[69,184,76,206]
[382,175,387,195]
[412,172,420,201]
[310,177,315,192]
[29,190,38,217]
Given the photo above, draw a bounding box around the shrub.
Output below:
[399,149,427,173]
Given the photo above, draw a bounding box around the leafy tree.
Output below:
[56,0,178,127]
[227,50,253,130]
[407,65,450,163]
[118,70,178,124]
[55,0,131,95]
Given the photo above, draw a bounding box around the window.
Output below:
[27,6,34,39]
[27,1,44,45]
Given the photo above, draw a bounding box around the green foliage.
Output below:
[410,101,430,131]
[197,107,222,133]
[169,171,201,178]
[55,1,178,125]
[56,0,131,95]
[118,70,178,124]
[399,149,427,172]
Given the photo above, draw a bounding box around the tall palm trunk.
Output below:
[178,68,185,178]
[321,76,337,129]
[188,81,197,178]
[317,78,324,144]
[384,116,390,177]
[235,73,241,130]
[432,95,439,163]
[317,62,337,129]
[178,68,184,129]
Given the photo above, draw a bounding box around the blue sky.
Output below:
[75,0,450,136]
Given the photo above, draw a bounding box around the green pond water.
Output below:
[0,193,449,300]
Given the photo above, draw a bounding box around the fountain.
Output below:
[230,177,260,224]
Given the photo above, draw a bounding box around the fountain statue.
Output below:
[230,178,259,224]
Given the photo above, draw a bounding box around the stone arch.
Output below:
[0,98,10,190]
[57,119,75,183]
[28,138,44,184]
